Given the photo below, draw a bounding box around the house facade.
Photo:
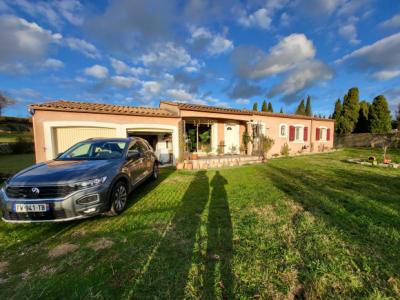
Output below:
[29,100,334,164]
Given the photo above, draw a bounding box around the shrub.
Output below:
[259,135,274,160]
[281,143,290,157]
[10,137,34,154]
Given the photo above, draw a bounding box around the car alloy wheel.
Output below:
[152,163,159,180]
[110,182,127,215]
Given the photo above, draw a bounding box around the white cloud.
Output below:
[141,81,161,95]
[239,8,272,29]
[379,14,400,29]
[233,33,316,79]
[235,99,250,105]
[0,15,61,65]
[110,76,139,89]
[65,37,100,58]
[188,26,233,56]
[166,88,195,102]
[294,0,343,16]
[8,0,83,27]
[43,58,64,69]
[84,64,108,79]
[268,60,333,98]
[338,23,360,45]
[141,43,201,70]
[372,70,400,81]
[336,33,400,80]
[280,12,291,26]
[110,58,148,76]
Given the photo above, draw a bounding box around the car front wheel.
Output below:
[109,181,128,216]
[151,163,159,180]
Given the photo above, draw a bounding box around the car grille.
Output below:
[5,185,77,199]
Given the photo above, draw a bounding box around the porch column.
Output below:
[246,122,253,155]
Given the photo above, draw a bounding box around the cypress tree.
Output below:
[355,101,370,133]
[305,96,312,116]
[295,99,306,115]
[261,100,267,112]
[368,95,392,133]
[253,102,258,111]
[397,103,400,130]
[280,107,284,113]
[341,87,360,133]
[268,102,273,112]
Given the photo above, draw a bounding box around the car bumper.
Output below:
[0,185,111,223]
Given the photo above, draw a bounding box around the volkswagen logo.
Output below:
[31,187,40,197]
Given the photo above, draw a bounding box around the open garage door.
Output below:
[53,127,117,156]
[127,129,173,165]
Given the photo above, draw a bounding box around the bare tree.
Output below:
[0,92,16,116]
[370,132,400,162]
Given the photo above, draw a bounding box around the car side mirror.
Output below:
[127,151,141,160]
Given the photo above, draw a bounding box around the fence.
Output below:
[335,133,399,148]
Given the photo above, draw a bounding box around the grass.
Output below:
[0,154,35,176]
[0,148,399,299]
[0,132,32,143]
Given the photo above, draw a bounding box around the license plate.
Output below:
[14,203,49,213]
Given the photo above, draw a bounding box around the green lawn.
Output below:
[0,148,399,299]
[0,154,35,176]
[0,132,32,143]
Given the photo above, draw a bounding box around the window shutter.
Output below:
[304,127,308,141]
[316,128,320,141]
[289,126,295,141]
[327,128,331,141]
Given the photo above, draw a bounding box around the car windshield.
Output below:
[57,141,128,160]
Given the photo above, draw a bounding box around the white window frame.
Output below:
[318,126,328,142]
[293,124,305,143]
[279,123,287,138]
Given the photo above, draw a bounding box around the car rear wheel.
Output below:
[109,181,128,216]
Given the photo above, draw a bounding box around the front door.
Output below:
[224,123,239,154]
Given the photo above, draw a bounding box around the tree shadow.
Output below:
[203,171,234,299]
[131,170,210,299]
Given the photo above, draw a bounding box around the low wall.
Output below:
[335,133,398,148]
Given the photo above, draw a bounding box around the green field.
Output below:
[0,154,35,176]
[0,148,399,299]
[0,132,32,143]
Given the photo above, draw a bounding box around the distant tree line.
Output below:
[332,87,393,134]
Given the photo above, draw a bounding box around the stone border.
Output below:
[346,158,400,169]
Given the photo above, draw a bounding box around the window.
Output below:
[279,124,287,138]
[317,127,329,141]
[295,127,302,141]
[289,125,307,142]
[58,141,127,160]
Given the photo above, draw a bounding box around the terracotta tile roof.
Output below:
[160,101,252,115]
[161,101,334,122]
[30,100,177,117]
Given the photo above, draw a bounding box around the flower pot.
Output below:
[176,162,184,170]
[190,153,199,160]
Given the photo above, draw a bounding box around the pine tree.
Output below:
[355,101,370,133]
[261,100,267,112]
[369,95,392,133]
[295,99,306,115]
[253,102,258,111]
[332,99,342,120]
[305,96,312,116]
[268,102,273,112]
[341,87,360,133]
[280,107,284,113]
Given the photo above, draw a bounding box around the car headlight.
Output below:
[1,178,10,192]
[70,176,107,189]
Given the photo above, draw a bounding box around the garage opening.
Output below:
[127,129,173,165]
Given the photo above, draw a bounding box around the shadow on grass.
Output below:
[204,171,233,299]
[266,163,400,274]
[132,170,210,299]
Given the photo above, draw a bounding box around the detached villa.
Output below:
[29,100,334,165]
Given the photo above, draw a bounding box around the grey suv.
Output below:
[0,137,159,223]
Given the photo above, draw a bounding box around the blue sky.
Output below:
[1,0,400,117]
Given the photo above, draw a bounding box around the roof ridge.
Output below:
[50,100,166,111]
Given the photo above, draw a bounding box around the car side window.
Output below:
[127,142,141,156]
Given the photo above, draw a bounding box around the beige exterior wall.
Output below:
[31,105,334,164]
[32,110,179,162]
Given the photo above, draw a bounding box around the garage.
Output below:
[127,129,173,165]
[52,127,117,156]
